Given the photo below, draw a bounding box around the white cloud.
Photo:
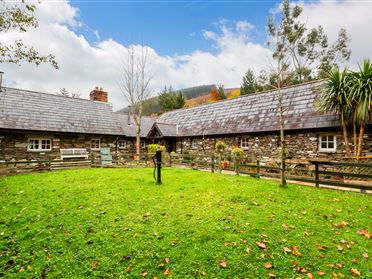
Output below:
[0,2,270,110]
[0,0,371,110]
[298,0,372,68]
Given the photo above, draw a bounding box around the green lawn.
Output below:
[0,168,370,278]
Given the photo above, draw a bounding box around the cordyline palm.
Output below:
[317,68,353,155]
[350,59,372,157]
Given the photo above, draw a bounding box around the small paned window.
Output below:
[118,140,126,149]
[240,137,249,149]
[140,140,146,149]
[192,139,198,149]
[318,135,336,152]
[91,139,100,150]
[28,138,52,151]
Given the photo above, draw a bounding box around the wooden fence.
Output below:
[1,152,371,193]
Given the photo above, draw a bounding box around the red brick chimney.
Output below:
[90,86,108,102]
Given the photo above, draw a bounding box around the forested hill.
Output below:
[117,84,215,115]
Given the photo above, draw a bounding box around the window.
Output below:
[28,138,52,151]
[140,140,145,149]
[118,140,126,149]
[91,139,100,150]
[319,135,336,152]
[192,139,198,149]
[240,137,249,149]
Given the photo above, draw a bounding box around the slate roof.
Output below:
[115,113,156,137]
[0,87,123,135]
[158,81,340,136]
[146,122,177,137]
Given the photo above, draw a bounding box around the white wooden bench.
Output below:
[60,148,89,160]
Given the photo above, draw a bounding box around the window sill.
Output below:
[318,149,337,153]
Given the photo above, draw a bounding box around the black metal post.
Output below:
[155,149,162,184]
[315,162,319,188]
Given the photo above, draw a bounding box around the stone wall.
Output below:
[175,129,372,162]
[0,131,145,162]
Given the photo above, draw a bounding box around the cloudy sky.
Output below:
[1,0,371,110]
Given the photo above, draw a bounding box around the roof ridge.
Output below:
[161,79,324,116]
[3,86,112,105]
[155,121,176,126]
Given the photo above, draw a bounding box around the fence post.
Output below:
[169,152,172,167]
[91,153,95,168]
[256,159,260,178]
[211,154,215,173]
[48,155,51,171]
[314,162,319,188]
[234,157,240,175]
[218,153,222,173]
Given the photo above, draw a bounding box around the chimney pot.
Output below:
[90,86,108,102]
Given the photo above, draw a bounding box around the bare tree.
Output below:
[118,45,153,158]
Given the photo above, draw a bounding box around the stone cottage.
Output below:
[0,81,371,163]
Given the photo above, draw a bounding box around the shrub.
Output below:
[232,147,245,158]
[147,144,166,154]
[215,140,227,153]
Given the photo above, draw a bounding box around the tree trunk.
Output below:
[353,123,357,156]
[357,121,365,158]
[218,153,222,174]
[278,92,287,187]
[136,129,141,160]
[342,122,350,156]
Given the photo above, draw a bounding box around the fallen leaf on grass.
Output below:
[260,253,266,259]
[317,271,325,276]
[336,245,343,251]
[201,271,207,276]
[281,224,288,229]
[291,245,301,256]
[350,268,361,276]
[219,260,227,268]
[245,247,251,254]
[332,271,338,278]
[125,264,132,272]
[141,271,148,277]
[356,228,371,239]
[19,267,25,272]
[268,273,276,278]
[256,241,267,249]
[264,262,273,269]
[281,238,287,242]
[362,253,368,258]
[316,244,327,251]
[304,231,310,237]
[283,247,292,253]
[307,273,314,279]
[164,258,170,263]
[337,221,348,228]
[91,262,98,270]
[164,268,171,277]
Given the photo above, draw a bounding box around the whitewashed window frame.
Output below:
[27,138,52,152]
[118,139,126,149]
[91,139,101,151]
[140,140,146,149]
[240,137,249,149]
[318,135,337,153]
[192,139,198,149]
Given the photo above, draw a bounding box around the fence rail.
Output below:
[1,152,371,193]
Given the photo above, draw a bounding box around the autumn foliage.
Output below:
[209,88,220,102]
